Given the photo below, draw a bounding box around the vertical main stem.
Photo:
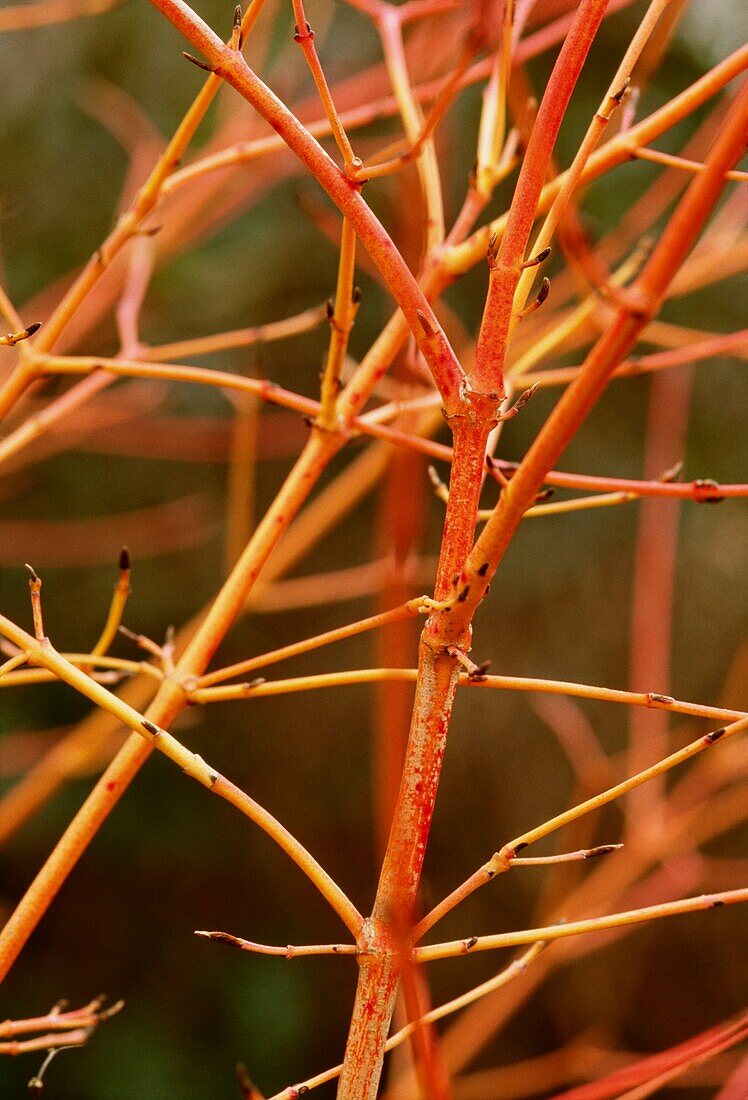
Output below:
[338,4,611,1084]
[338,646,458,1098]
[338,404,498,1098]
[338,32,748,1100]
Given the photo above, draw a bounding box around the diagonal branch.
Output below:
[0,610,363,936]
[147,0,466,409]
[414,887,748,962]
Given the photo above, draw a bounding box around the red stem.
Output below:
[472,0,611,394]
[449,78,748,640]
[148,0,466,409]
[340,64,746,1100]
[338,3,611,1093]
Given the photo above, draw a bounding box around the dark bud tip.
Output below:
[325,299,334,319]
[457,585,470,602]
[512,382,539,414]
[693,478,724,503]
[352,286,362,304]
[710,899,725,908]
[25,563,39,583]
[26,321,43,336]
[201,930,243,947]
[477,561,489,577]
[585,844,621,859]
[705,727,725,744]
[118,546,131,571]
[613,76,631,103]
[182,51,215,72]
[233,4,242,27]
[512,841,528,855]
[464,936,478,950]
[415,309,434,338]
[142,719,159,735]
[536,277,551,306]
[485,453,495,469]
[293,21,314,42]
[521,245,552,269]
[469,660,491,682]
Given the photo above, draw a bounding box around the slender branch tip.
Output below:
[182,51,216,73]
[521,245,552,269]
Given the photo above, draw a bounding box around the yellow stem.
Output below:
[265,943,545,1099]
[415,888,748,962]
[319,218,359,431]
[0,613,363,936]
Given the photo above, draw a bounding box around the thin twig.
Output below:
[414,887,748,962]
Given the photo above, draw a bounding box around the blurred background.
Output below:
[0,0,746,1095]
